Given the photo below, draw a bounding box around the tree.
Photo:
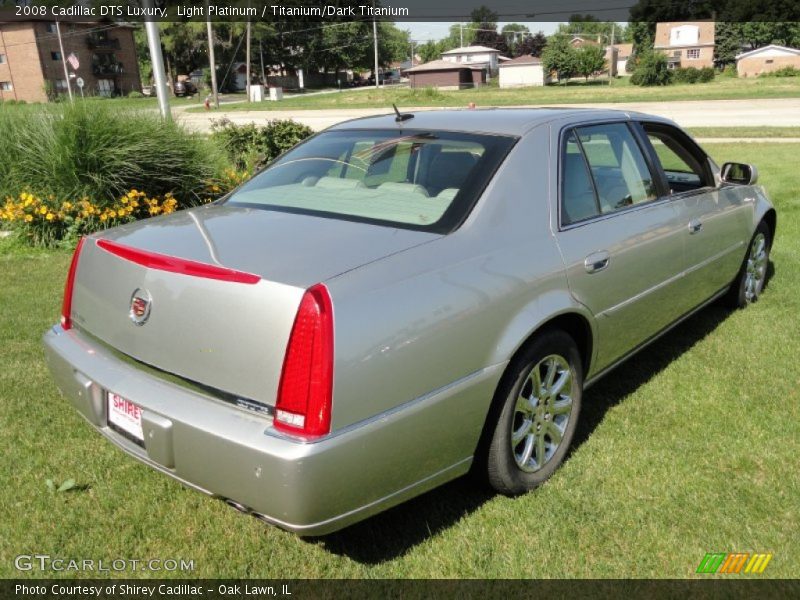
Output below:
[501,23,530,56]
[417,40,444,63]
[630,50,671,86]
[541,36,579,83]
[715,22,743,67]
[576,45,606,81]
[517,31,547,58]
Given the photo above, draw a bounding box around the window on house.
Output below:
[766,59,774,64]
[687,49,700,60]
[51,51,61,61]
[0,81,13,91]
[46,23,57,33]
[0,54,6,64]
[54,79,68,91]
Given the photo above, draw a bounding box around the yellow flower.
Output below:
[39,206,47,215]
[108,210,117,218]
[121,197,129,205]
[99,214,108,222]
[24,214,33,222]
[62,202,72,210]
[45,213,54,221]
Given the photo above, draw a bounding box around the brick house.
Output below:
[736,44,800,77]
[403,60,485,90]
[0,21,140,102]
[654,21,716,69]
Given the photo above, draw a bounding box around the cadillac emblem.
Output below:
[129,288,152,325]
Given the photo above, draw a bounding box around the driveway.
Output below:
[177,98,800,133]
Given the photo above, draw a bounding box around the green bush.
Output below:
[0,102,229,206]
[211,118,313,171]
[698,67,715,82]
[762,66,800,77]
[672,67,701,84]
[631,52,672,86]
[127,91,144,98]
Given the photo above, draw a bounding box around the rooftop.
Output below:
[441,45,502,55]
[499,55,542,66]
[404,59,483,73]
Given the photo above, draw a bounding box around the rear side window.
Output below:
[561,122,658,226]
[226,129,516,234]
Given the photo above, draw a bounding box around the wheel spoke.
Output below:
[547,422,563,444]
[531,368,543,399]
[544,358,558,389]
[516,394,532,415]
[535,433,546,466]
[551,397,572,415]
[519,433,535,465]
[512,419,531,445]
[550,369,571,396]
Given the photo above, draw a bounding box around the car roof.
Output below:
[329,107,675,137]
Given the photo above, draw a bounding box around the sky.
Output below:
[396,21,563,43]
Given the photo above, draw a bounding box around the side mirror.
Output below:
[721,162,758,185]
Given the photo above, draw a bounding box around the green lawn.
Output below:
[1,143,798,578]
[189,76,800,112]
[687,127,800,139]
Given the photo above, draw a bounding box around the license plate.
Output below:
[107,392,144,443]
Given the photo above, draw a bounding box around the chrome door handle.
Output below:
[584,251,610,274]
[688,219,704,234]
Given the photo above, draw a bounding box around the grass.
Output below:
[687,127,800,139]
[1,143,798,578]
[0,101,228,204]
[188,76,800,112]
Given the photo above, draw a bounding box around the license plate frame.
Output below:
[107,392,145,446]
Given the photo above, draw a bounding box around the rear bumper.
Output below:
[43,325,501,535]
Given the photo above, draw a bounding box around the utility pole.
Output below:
[460,23,463,47]
[372,5,379,89]
[143,13,170,119]
[55,21,73,102]
[245,20,251,102]
[410,41,415,67]
[206,2,219,108]
[609,23,616,78]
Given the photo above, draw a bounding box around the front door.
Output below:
[554,122,687,372]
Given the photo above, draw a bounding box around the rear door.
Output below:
[553,121,686,370]
[639,122,751,308]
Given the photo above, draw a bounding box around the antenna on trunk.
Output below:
[393,104,414,123]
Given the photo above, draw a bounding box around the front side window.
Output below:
[51,51,61,61]
[643,123,712,193]
[687,48,701,59]
[0,54,6,64]
[0,81,12,91]
[225,129,516,233]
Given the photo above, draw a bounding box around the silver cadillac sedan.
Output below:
[44,109,775,535]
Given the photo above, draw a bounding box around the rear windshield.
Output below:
[224,128,517,233]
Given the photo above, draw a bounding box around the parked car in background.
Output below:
[173,79,197,97]
[44,109,775,535]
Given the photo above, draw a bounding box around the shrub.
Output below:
[698,67,715,82]
[631,51,672,86]
[127,90,144,98]
[672,67,701,84]
[210,118,313,171]
[762,66,800,77]
[0,102,229,206]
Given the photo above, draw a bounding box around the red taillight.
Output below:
[60,237,86,330]
[274,283,334,438]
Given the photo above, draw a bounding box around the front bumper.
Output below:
[43,326,499,535]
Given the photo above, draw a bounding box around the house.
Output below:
[654,21,715,69]
[403,59,485,89]
[569,35,602,49]
[441,45,501,75]
[0,21,140,102]
[736,44,800,77]
[609,43,633,75]
[498,55,550,87]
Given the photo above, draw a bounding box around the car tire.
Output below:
[725,221,771,309]
[485,329,583,495]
